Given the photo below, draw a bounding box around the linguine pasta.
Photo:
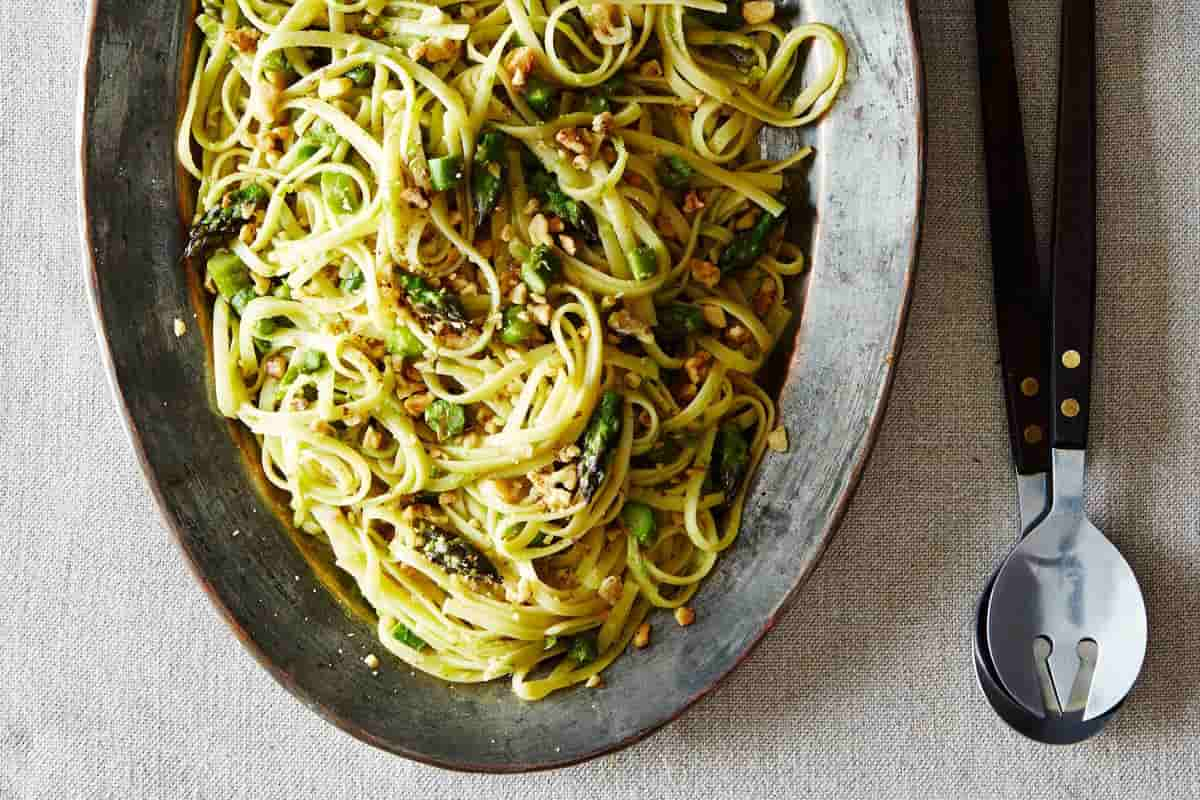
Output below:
[179,0,845,698]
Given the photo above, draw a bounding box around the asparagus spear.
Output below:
[717,208,786,274]
[419,523,499,582]
[185,183,269,258]
[395,272,467,330]
[576,390,623,501]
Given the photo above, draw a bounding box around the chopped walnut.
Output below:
[264,355,287,378]
[505,577,534,604]
[674,606,696,626]
[725,324,751,345]
[400,187,430,209]
[309,419,335,436]
[684,350,713,385]
[742,0,775,25]
[403,392,433,415]
[701,304,727,328]
[639,60,663,78]
[608,309,653,342]
[257,126,291,155]
[318,77,353,100]
[485,478,529,504]
[587,1,618,37]
[633,623,651,648]
[523,197,540,215]
[238,222,257,245]
[529,464,578,509]
[173,318,187,337]
[546,216,565,234]
[500,224,515,242]
[558,444,581,462]
[363,653,380,670]
[420,37,460,63]
[226,27,260,54]
[690,259,721,288]
[558,234,578,255]
[506,47,537,88]
[655,213,683,242]
[572,154,592,171]
[752,279,778,316]
[592,111,615,136]
[585,674,604,688]
[767,426,789,453]
[598,575,623,605]
[529,213,553,246]
[554,127,590,155]
[362,425,383,450]
[510,282,529,304]
[682,190,706,214]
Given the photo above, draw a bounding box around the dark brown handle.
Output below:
[976,0,1051,475]
[1050,0,1096,450]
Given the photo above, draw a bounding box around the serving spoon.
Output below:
[982,0,1147,725]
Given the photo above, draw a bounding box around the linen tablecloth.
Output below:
[2,1,1197,797]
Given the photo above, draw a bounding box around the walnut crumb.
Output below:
[742,0,775,24]
[767,426,789,453]
[363,653,380,669]
[682,190,706,214]
[633,623,651,649]
[173,318,186,337]
[400,187,429,209]
[598,575,622,605]
[674,606,696,627]
[403,392,433,415]
[690,259,720,288]
[585,674,604,688]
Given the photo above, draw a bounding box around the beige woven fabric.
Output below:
[2,1,1197,797]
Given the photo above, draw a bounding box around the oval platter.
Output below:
[78,0,923,772]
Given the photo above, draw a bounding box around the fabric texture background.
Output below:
[2,1,1197,797]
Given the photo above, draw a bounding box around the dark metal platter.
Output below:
[78,0,924,772]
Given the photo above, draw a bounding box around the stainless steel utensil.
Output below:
[983,0,1147,724]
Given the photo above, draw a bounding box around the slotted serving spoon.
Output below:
[982,0,1147,725]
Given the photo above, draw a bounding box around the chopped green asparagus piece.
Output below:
[576,390,622,501]
[500,305,538,345]
[300,350,326,373]
[345,64,373,87]
[429,155,464,191]
[524,76,557,117]
[567,632,598,665]
[621,501,658,546]
[717,208,786,274]
[386,326,425,358]
[338,264,365,293]
[628,246,658,280]
[657,155,695,189]
[691,2,744,31]
[392,622,427,650]
[521,244,562,295]
[710,423,750,500]
[424,399,466,441]
[321,172,361,214]
[654,303,707,348]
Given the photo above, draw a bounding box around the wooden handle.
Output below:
[976,0,1051,475]
[1050,0,1097,450]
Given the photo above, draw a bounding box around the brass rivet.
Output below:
[1061,398,1081,418]
[1062,350,1082,369]
[1023,425,1043,444]
[1020,377,1039,397]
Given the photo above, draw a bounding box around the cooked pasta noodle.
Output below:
[179,0,845,698]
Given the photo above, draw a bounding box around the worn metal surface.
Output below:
[78,0,924,771]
